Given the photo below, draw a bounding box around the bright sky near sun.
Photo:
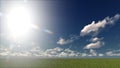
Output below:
[0,0,120,57]
[6,5,32,37]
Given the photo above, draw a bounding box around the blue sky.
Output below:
[0,0,120,57]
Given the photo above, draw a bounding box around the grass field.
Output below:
[0,57,120,68]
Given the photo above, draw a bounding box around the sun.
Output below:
[6,5,32,38]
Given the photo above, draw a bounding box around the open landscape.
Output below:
[1,0,120,68]
[0,58,120,68]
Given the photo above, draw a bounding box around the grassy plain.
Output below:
[0,57,120,68]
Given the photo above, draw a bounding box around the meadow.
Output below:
[0,57,120,68]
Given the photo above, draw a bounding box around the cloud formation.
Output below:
[89,49,97,56]
[89,37,103,42]
[57,35,79,45]
[43,29,54,35]
[57,38,68,45]
[84,37,104,49]
[80,14,120,36]
[84,41,104,49]
[57,37,74,45]
[0,47,80,57]
[106,49,120,56]
[1,47,120,57]
[81,14,120,50]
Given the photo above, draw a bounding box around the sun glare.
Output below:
[6,5,32,38]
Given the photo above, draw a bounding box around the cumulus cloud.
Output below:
[89,49,97,56]
[57,38,68,45]
[81,14,120,50]
[81,53,87,57]
[61,49,80,57]
[106,49,120,56]
[84,37,104,49]
[0,48,32,56]
[89,37,103,42]
[57,35,79,45]
[98,53,104,57]
[0,47,80,57]
[57,37,74,45]
[80,14,120,36]
[84,41,104,49]
[106,51,113,56]
[44,47,80,57]
[1,46,120,57]
[80,49,104,57]
[43,47,63,57]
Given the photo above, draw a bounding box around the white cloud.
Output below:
[44,47,63,56]
[1,47,120,57]
[109,53,120,56]
[61,49,80,57]
[106,51,113,56]
[81,14,120,50]
[80,50,104,57]
[89,37,103,42]
[81,50,105,57]
[84,41,104,49]
[106,49,120,56]
[98,53,104,57]
[80,14,120,36]
[81,53,87,57]
[44,47,79,57]
[57,35,79,45]
[0,49,32,56]
[57,38,67,45]
[89,49,97,56]
[85,37,104,49]
[43,29,54,35]
[0,47,80,57]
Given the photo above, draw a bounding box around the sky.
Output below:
[0,0,120,57]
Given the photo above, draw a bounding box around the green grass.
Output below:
[0,58,120,68]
